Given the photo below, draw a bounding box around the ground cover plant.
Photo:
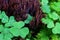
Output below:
[0,11,30,40]
[0,0,60,40]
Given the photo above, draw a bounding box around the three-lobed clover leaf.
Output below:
[41,17,52,24]
[52,22,60,34]
[48,12,59,20]
[5,16,16,27]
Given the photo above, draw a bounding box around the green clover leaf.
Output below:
[41,17,52,24]
[19,27,29,38]
[41,4,51,13]
[52,22,60,34]
[1,15,8,23]
[47,20,54,28]
[13,21,25,29]
[9,27,20,36]
[5,16,16,27]
[48,12,59,20]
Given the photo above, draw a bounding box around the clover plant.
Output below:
[41,0,60,34]
[0,10,29,40]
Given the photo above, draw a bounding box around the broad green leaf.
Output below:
[9,16,16,24]
[52,22,60,34]
[41,4,51,13]
[48,12,59,20]
[13,21,25,29]
[0,25,4,32]
[1,15,8,23]
[47,20,54,28]
[9,27,20,36]
[19,27,29,38]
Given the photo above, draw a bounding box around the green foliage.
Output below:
[48,12,59,20]
[42,17,55,28]
[41,0,51,13]
[50,2,60,12]
[34,30,49,40]
[50,35,59,40]
[19,27,29,38]
[41,0,60,35]
[5,16,16,27]
[12,21,25,29]
[41,4,51,13]
[33,29,60,40]
[0,10,29,40]
[52,22,60,34]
